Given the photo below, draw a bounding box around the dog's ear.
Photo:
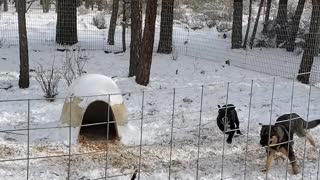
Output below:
[217,105,221,108]
[258,123,263,126]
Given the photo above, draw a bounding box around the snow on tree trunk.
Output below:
[231,0,243,49]
[128,0,142,77]
[135,0,157,86]
[286,0,306,52]
[297,1,320,84]
[249,0,264,49]
[243,0,252,48]
[108,0,120,45]
[56,0,78,45]
[17,0,30,88]
[276,0,288,47]
[157,0,174,54]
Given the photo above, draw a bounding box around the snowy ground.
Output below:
[0,3,320,180]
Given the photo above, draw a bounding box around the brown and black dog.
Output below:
[259,113,320,175]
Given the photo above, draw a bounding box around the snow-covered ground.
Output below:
[0,3,320,180]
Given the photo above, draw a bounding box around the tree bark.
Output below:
[128,0,142,77]
[17,0,30,88]
[243,0,252,48]
[135,0,157,86]
[4,0,8,12]
[262,0,272,34]
[108,0,120,45]
[286,0,306,52]
[122,0,127,52]
[231,0,243,49]
[157,0,174,54]
[249,0,264,49]
[56,0,78,45]
[276,0,288,47]
[297,1,320,84]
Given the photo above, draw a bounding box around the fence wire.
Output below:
[0,75,318,179]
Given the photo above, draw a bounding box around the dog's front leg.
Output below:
[262,148,275,173]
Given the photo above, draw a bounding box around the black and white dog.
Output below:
[216,104,242,144]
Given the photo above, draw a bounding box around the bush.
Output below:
[92,12,107,29]
[35,61,61,101]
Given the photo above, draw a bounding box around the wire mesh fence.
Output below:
[0,73,319,179]
[0,0,320,84]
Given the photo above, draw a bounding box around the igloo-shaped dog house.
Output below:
[60,74,128,143]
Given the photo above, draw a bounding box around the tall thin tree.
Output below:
[56,0,78,45]
[157,0,174,54]
[231,0,243,49]
[135,0,158,86]
[243,0,252,48]
[275,0,288,47]
[249,0,264,49]
[128,0,142,77]
[108,0,120,45]
[297,0,320,84]
[286,0,306,52]
[262,0,272,34]
[17,0,30,88]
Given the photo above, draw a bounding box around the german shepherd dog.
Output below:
[259,113,320,174]
[217,104,242,144]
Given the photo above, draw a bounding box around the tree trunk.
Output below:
[122,0,127,52]
[128,0,142,77]
[108,0,120,45]
[97,0,103,10]
[231,0,243,49]
[286,0,306,52]
[157,0,174,54]
[4,0,8,12]
[262,0,272,34]
[17,0,30,88]
[42,0,50,13]
[297,1,320,84]
[56,0,78,45]
[249,0,264,49]
[135,0,157,86]
[85,0,90,9]
[243,0,252,48]
[276,0,288,47]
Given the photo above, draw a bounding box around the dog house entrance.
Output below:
[80,101,119,141]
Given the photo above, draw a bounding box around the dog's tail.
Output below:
[305,119,320,129]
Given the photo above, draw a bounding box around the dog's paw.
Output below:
[261,168,268,173]
[227,139,232,144]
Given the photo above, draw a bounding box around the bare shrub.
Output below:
[61,47,88,86]
[35,61,61,101]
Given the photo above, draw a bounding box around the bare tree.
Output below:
[249,0,264,49]
[56,0,78,45]
[17,0,30,88]
[276,0,288,47]
[231,0,243,49]
[262,0,272,34]
[286,0,306,52]
[108,0,120,45]
[157,0,174,54]
[135,0,157,86]
[128,0,142,77]
[243,0,252,48]
[297,0,320,84]
[42,0,50,12]
[122,0,128,52]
